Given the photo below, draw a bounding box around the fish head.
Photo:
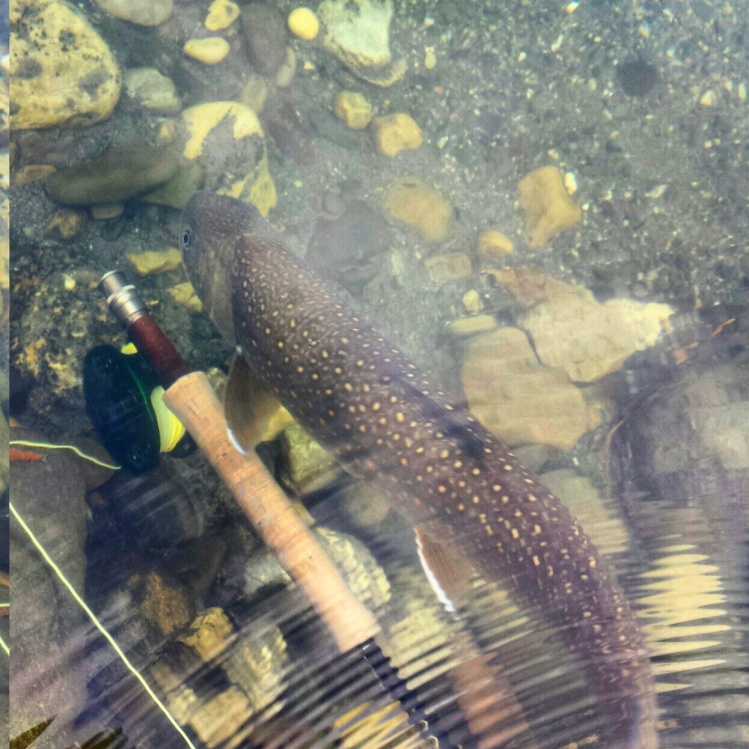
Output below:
[180,191,264,346]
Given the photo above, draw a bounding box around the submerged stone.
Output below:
[617,59,659,97]
[492,267,673,382]
[178,101,276,215]
[45,140,180,205]
[518,166,581,247]
[94,0,172,26]
[318,0,405,86]
[11,0,122,129]
[372,112,422,156]
[242,2,288,77]
[461,326,600,450]
[383,177,452,241]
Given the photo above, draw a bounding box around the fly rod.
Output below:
[98,270,445,747]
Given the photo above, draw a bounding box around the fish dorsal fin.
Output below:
[224,354,296,452]
[414,525,476,613]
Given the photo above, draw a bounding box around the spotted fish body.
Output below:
[181,191,657,748]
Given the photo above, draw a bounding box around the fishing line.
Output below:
[9,502,196,749]
[0,633,8,656]
[9,440,121,470]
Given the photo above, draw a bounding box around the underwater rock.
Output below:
[11,0,122,129]
[518,166,582,247]
[45,140,181,205]
[616,59,659,98]
[288,6,319,40]
[94,0,172,26]
[168,281,203,312]
[372,112,422,156]
[10,429,91,744]
[126,247,182,275]
[205,0,240,31]
[183,37,231,65]
[280,422,341,494]
[318,0,405,86]
[477,228,514,259]
[129,570,192,637]
[89,202,123,220]
[424,252,472,283]
[334,90,373,129]
[124,67,181,114]
[492,267,674,382]
[273,46,297,87]
[44,208,86,242]
[307,199,392,293]
[383,177,451,241]
[243,526,391,610]
[239,76,269,113]
[177,101,277,215]
[317,527,391,609]
[152,607,287,747]
[180,607,233,661]
[462,289,482,315]
[461,326,601,450]
[242,2,288,77]
[447,314,498,337]
[141,159,206,209]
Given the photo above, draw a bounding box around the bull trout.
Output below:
[180,191,658,748]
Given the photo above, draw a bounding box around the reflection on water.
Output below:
[6,0,749,747]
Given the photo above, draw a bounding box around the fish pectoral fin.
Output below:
[414,525,476,612]
[224,355,296,452]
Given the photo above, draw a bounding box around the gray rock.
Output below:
[45,139,180,205]
[10,436,90,745]
[242,2,288,77]
[94,0,173,26]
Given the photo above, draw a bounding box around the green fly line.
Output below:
[9,503,196,749]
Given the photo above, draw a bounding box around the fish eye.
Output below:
[181,228,191,247]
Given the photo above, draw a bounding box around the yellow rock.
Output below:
[383,177,451,242]
[126,248,182,275]
[372,113,422,156]
[477,228,514,259]
[168,281,203,312]
[288,7,319,40]
[462,289,482,314]
[181,608,233,662]
[11,0,122,129]
[180,101,276,215]
[461,327,600,450]
[448,314,498,337]
[518,165,582,247]
[204,0,240,31]
[183,37,231,65]
[44,209,86,241]
[492,267,673,382]
[334,90,373,129]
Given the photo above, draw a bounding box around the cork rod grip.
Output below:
[163,371,380,652]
